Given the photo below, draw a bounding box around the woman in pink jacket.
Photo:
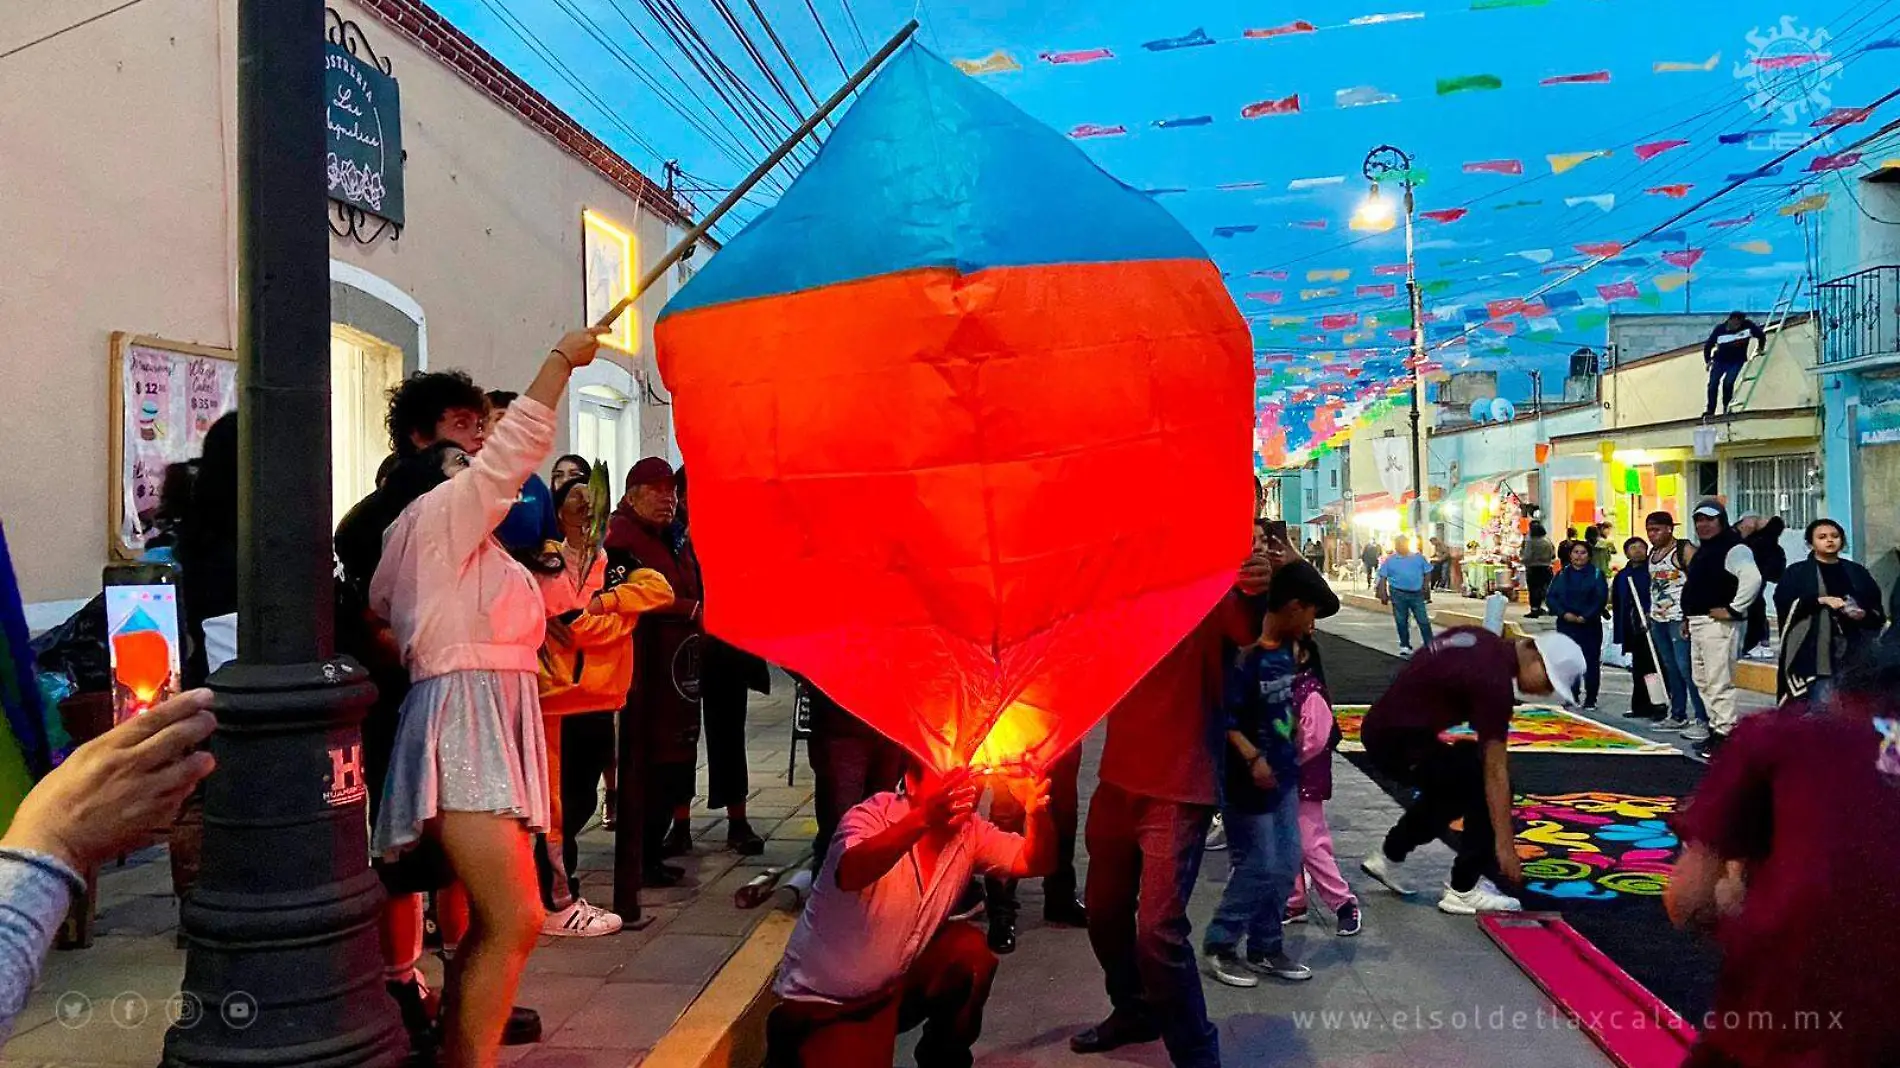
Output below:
[369,326,605,1068]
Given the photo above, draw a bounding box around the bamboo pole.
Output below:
[595,18,920,333]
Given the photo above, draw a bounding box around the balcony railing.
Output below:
[1817,265,1900,366]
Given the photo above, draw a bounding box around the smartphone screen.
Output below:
[104,564,182,723]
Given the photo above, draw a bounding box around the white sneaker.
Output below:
[1398,646,1415,659]
[1437,878,1522,916]
[543,899,624,938]
[1681,724,1712,742]
[1203,951,1258,988]
[1205,814,1228,852]
[1360,854,1413,896]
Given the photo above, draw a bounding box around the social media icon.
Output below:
[111,992,149,1028]
[221,992,258,1030]
[167,993,204,1030]
[54,992,92,1029]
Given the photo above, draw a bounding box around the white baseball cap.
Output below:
[1530,632,1588,708]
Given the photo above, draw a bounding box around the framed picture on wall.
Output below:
[108,333,237,560]
[583,209,638,355]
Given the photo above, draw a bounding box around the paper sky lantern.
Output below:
[655,45,1253,773]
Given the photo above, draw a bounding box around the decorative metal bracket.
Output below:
[326,7,392,75]
[329,201,401,244]
[325,8,401,244]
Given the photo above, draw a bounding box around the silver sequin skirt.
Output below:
[370,669,550,859]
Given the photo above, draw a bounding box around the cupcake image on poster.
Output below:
[138,399,160,441]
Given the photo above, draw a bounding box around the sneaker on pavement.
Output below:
[1656,716,1690,732]
[1361,853,1414,896]
[1070,1013,1161,1055]
[1398,646,1414,659]
[1246,950,1313,982]
[1681,724,1712,742]
[1203,950,1258,988]
[1204,813,1228,852]
[1282,904,1308,926]
[1336,900,1363,937]
[1582,703,1599,713]
[1694,731,1729,760]
[1437,878,1523,915]
[543,899,623,938]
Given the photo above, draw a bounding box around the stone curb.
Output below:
[641,909,794,1068]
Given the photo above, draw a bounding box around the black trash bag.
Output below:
[28,593,109,694]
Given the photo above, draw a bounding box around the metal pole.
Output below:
[596,19,920,333]
[166,1,406,1065]
[1404,180,1427,539]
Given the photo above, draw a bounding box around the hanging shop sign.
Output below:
[325,12,404,237]
[1858,374,1900,446]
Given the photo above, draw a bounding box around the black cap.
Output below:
[1644,510,1675,527]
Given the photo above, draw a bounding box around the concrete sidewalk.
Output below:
[1,680,813,1068]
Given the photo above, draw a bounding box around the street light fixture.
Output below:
[1360,144,1429,539]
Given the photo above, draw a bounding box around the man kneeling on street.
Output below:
[767,761,1056,1067]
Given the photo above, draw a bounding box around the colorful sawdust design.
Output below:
[1332,704,1674,754]
[1513,792,1679,900]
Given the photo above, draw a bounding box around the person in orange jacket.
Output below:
[535,477,673,937]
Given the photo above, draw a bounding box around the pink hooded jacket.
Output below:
[371,395,556,682]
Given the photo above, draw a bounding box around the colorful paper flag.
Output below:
[1486,298,1527,319]
[1321,314,1360,330]
[1634,139,1691,161]
[1544,290,1582,309]
[1597,281,1640,300]
[1463,159,1524,175]
[1438,74,1504,95]
[1548,150,1611,174]
[1754,53,1829,70]
[1708,214,1754,229]
[1246,20,1317,38]
[1732,240,1773,254]
[1421,208,1469,223]
[1270,315,1307,327]
[1358,283,1398,299]
[1647,184,1694,198]
[1576,241,1625,258]
[1565,194,1616,211]
[1655,273,1694,293]
[1541,70,1610,85]
[1291,219,1330,230]
[1654,53,1720,72]
[1374,264,1410,276]
[1252,269,1290,280]
[1070,123,1127,139]
[1513,249,1555,264]
[1301,288,1339,299]
[1308,268,1350,282]
[1288,175,1347,190]
[1245,291,1284,304]
[1813,107,1874,128]
[952,51,1022,76]
[1155,115,1215,128]
[1350,12,1426,24]
[1212,224,1259,237]
[1335,85,1401,108]
[1807,153,1863,172]
[1242,94,1302,118]
[1143,28,1216,51]
[1663,249,1706,269]
[1780,194,1830,215]
[1484,319,1519,335]
[1040,48,1114,65]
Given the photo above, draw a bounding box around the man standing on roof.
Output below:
[1703,311,1767,419]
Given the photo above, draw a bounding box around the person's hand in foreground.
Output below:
[1238,554,1274,596]
[2,690,217,871]
[919,767,979,832]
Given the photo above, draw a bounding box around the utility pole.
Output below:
[165,2,406,1065]
[1358,144,1428,538]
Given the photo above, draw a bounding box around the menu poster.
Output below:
[113,334,237,558]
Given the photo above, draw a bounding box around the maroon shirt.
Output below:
[1363,628,1517,753]
[1671,708,1900,1067]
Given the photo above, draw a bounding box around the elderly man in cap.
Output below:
[1358,628,1588,916]
[606,458,706,884]
[1682,499,1764,758]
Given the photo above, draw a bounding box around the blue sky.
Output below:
[433,0,1900,452]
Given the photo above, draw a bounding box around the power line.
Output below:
[0,0,149,64]
[742,0,837,129]
[706,0,810,128]
[802,0,852,81]
[837,0,871,58]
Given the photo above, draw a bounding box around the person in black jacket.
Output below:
[1703,311,1766,418]
[1737,515,1787,654]
[1682,500,1764,757]
[1611,537,1666,720]
[1775,519,1885,702]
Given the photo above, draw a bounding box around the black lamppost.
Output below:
[164,1,406,1064]
[1354,144,1428,538]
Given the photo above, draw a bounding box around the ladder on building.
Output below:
[1730,279,1801,415]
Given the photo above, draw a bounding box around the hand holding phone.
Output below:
[104,564,183,724]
